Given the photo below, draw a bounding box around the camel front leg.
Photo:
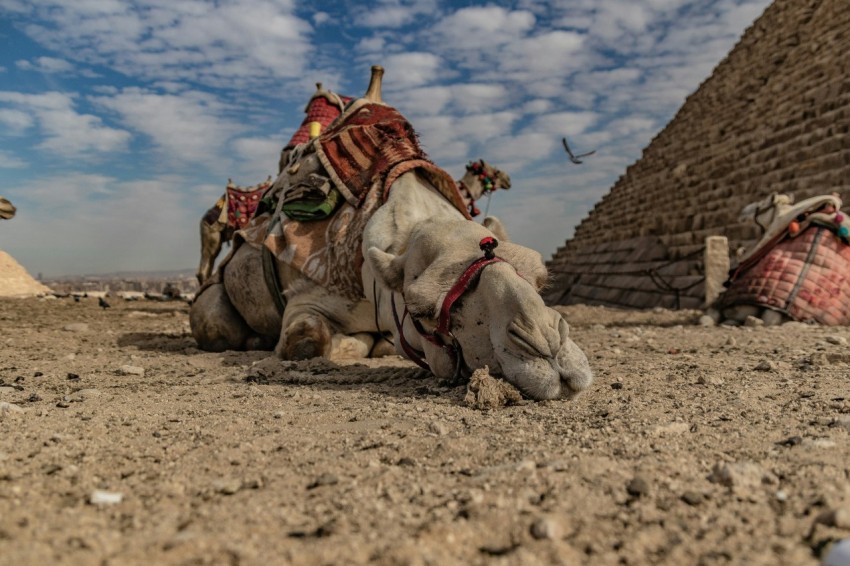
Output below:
[197,220,225,285]
[275,284,377,361]
[277,308,333,360]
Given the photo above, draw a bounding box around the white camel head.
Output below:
[459,160,511,201]
[367,219,593,400]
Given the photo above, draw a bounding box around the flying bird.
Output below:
[562,137,596,164]
[98,297,111,309]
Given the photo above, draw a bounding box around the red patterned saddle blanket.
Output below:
[315,101,469,216]
[225,178,272,230]
[720,225,850,325]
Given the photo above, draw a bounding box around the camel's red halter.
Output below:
[391,237,504,381]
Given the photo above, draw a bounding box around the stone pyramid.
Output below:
[0,250,52,297]
[545,0,850,310]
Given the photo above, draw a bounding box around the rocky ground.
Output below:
[1,296,849,565]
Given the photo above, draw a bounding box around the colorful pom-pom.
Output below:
[840,225,849,238]
[788,220,801,235]
[835,213,845,223]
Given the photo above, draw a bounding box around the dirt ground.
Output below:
[1,296,849,566]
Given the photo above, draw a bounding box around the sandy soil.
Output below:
[1,296,849,565]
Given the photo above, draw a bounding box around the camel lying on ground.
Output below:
[0,197,16,220]
[190,66,592,400]
[195,84,511,287]
[711,192,850,326]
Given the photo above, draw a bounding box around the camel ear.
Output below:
[483,216,510,243]
[367,247,405,293]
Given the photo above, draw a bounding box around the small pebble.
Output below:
[214,479,243,495]
[754,360,775,372]
[530,517,561,540]
[68,389,100,402]
[429,421,449,436]
[0,402,25,414]
[117,365,145,377]
[307,473,339,490]
[626,477,650,497]
[825,336,848,346]
[682,491,703,506]
[89,490,123,505]
[62,323,89,332]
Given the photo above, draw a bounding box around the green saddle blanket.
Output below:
[281,186,343,221]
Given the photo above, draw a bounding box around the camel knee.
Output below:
[277,314,332,360]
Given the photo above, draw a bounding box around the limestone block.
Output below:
[704,236,730,307]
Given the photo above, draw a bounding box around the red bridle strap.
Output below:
[388,237,506,380]
[435,256,505,336]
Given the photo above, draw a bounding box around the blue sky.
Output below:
[0,0,771,278]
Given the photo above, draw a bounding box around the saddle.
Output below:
[719,194,850,325]
[224,177,272,230]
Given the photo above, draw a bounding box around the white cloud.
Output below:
[15,56,74,73]
[395,85,453,117]
[0,150,27,168]
[0,91,130,156]
[395,83,511,118]
[356,36,387,55]
[0,108,34,132]
[500,30,586,75]
[230,136,283,180]
[432,6,536,51]
[355,0,439,28]
[521,99,555,115]
[525,111,598,137]
[10,0,315,90]
[91,88,245,167]
[450,84,511,114]
[382,52,445,90]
